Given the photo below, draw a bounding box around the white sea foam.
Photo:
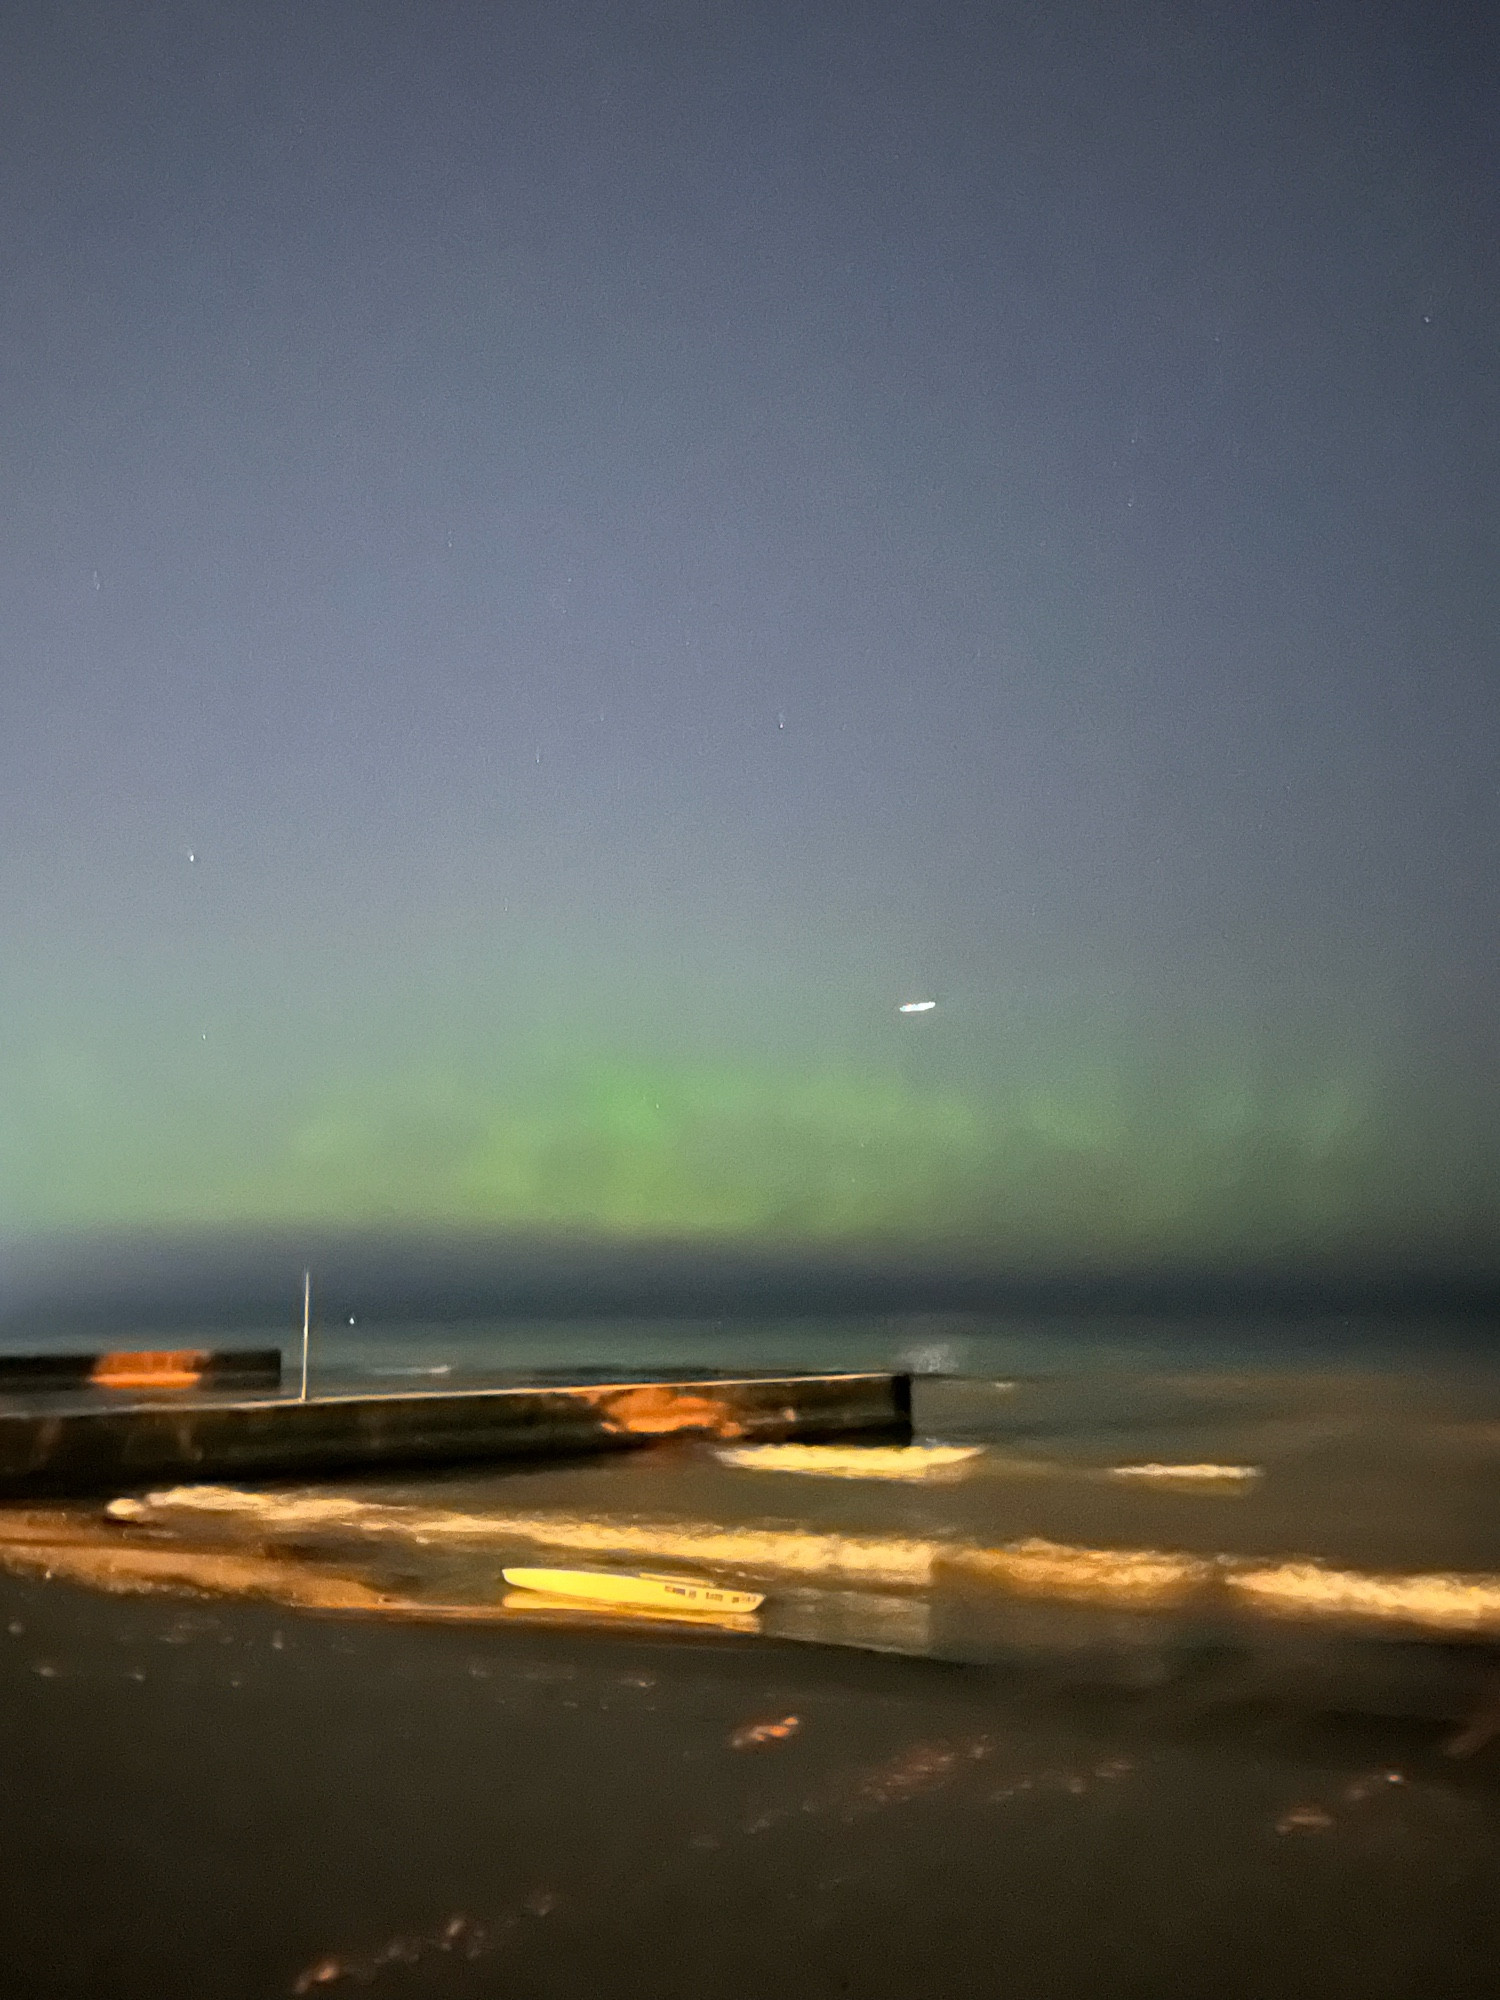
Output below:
[108,1488,940,1587]
[1107,1462,1262,1485]
[105,1485,1500,1635]
[715,1443,983,1481]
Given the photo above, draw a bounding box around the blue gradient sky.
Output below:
[2,0,1496,1267]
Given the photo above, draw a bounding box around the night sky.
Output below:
[3,0,1496,1273]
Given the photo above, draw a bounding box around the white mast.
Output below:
[300,1270,311,1402]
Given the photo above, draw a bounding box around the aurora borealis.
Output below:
[3,0,1497,1289]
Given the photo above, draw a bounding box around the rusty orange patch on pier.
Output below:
[589,1383,747,1439]
[88,1350,210,1390]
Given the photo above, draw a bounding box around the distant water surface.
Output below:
[3,1309,1491,1389]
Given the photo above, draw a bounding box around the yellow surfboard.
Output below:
[500,1566,764,1614]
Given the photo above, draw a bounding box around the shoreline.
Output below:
[3,1561,1499,2000]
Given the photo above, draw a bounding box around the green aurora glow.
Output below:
[7,1026,1493,1267]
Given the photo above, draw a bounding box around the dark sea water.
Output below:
[6,1304,1491,1387]
[23,1309,1499,1681]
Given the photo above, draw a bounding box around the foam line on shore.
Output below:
[1227,1561,1500,1632]
[107,1487,940,1587]
[106,1485,1500,1635]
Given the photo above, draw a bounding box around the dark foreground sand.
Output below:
[3,1567,1500,2000]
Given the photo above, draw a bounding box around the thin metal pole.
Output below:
[300,1270,311,1402]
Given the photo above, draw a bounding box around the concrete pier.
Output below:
[0,1371,912,1496]
[0,1348,281,1392]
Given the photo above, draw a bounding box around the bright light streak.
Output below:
[898,999,937,1014]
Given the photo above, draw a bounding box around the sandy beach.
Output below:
[3,1560,1500,2000]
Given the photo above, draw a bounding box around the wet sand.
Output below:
[3,1565,1500,2000]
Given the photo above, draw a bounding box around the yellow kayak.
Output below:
[500,1566,764,1614]
[499,1591,760,1632]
